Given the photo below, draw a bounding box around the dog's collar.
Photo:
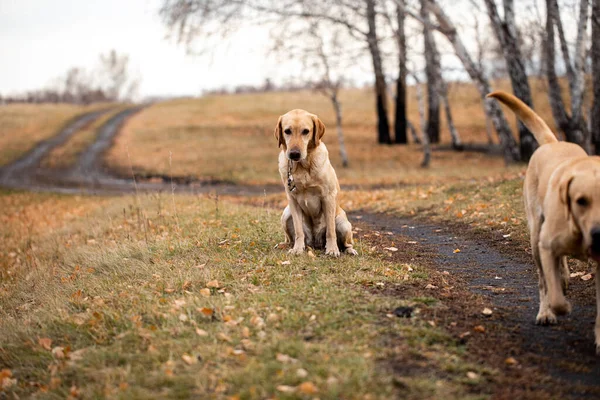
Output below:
[287,160,297,192]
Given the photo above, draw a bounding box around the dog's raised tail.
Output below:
[487,90,558,145]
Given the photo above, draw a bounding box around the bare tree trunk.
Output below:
[484,0,537,160]
[394,0,408,144]
[366,0,392,144]
[441,89,462,149]
[331,92,349,167]
[426,0,520,163]
[407,120,421,144]
[415,78,431,167]
[592,0,600,154]
[421,0,440,143]
[545,0,589,148]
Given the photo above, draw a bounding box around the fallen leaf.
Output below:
[281,260,291,265]
[38,337,52,350]
[217,333,232,343]
[298,381,318,394]
[276,353,298,364]
[505,357,518,366]
[425,284,437,290]
[581,273,593,281]
[453,249,461,253]
[199,307,214,317]
[482,308,493,316]
[241,326,250,338]
[384,247,398,252]
[296,368,309,378]
[178,314,188,322]
[473,325,486,333]
[466,371,479,380]
[570,271,585,278]
[207,280,220,288]
[276,385,296,393]
[195,328,208,337]
[182,354,197,365]
[200,288,211,297]
[52,346,65,359]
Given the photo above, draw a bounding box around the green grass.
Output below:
[0,191,493,399]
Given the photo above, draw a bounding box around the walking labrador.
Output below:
[488,90,600,353]
[274,109,357,257]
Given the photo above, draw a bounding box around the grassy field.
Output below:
[106,78,565,186]
[0,103,116,167]
[41,105,133,169]
[0,190,500,399]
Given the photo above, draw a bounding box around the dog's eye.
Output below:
[284,129,292,135]
[302,129,310,135]
[576,197,589,207]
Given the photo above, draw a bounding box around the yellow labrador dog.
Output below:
[489,90,600,353]
[274,109,357,257]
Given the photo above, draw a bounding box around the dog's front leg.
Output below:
[540,247,571,316]
[323,195,340,257]
[288,199,306,255]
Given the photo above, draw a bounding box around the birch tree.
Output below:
[410,0,520,162]
[484,0,537,160]
[421,0,441,143]
[545,0,590,149]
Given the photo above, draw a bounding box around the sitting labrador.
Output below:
[489,90,600,353]
[274,109,357,257]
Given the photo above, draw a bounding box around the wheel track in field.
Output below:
[1,107,599,397]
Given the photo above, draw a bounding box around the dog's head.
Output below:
[560,159,600,260]
[274,109,325,162]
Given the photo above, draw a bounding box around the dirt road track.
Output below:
[0,107,280,196]
[358,213,600,397]
[1,107,599,397]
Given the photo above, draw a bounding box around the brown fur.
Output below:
[488,91,600,354]
[274,109,357,257]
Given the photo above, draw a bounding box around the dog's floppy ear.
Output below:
[311,115,326,146]
[274,116,285,148]
[559,175,579,232]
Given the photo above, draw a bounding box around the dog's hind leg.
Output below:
[336,209,357,256]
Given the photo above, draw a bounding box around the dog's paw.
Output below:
[551,300,571,316]
[325,245,341,257]
[536,310,558,325]
[288,246,305,255]
[345,247,358,256]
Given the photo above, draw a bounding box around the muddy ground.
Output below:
[0,108,599,398]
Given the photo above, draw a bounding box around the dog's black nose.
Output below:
[288,150,301,161]
[591,227,600,252]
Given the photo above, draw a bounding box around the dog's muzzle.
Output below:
[288,149,301,161]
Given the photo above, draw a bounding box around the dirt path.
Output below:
[357,213,600,397]
[0,107,280,195]
[1,108,599,396]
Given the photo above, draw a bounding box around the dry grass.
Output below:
[41,106,133,169]
[0,103,115,167]
[0,190,494,399]
[107,78,572,186]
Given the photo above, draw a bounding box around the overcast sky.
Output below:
[0,0,291,98]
